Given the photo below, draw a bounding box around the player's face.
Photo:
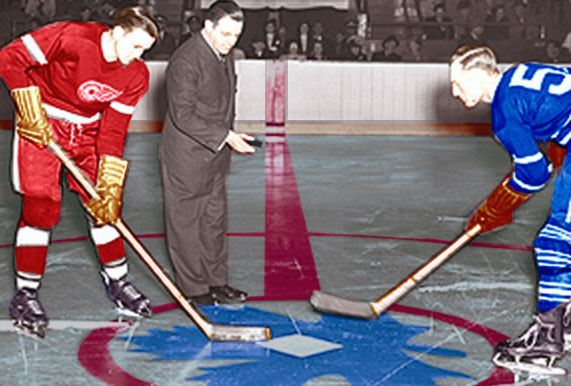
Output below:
[450,63,487,109]
[115,27,156,66]
[204,16,244,55]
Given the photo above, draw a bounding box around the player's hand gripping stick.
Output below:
[467,174,530,234]
[11,86,52,148]
[85,155,128,226]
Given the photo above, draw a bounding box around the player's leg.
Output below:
[492,303,566,377]
[492,154,571,375]
[10,133,63,338]
[64,128,152,317]
[535,153,571,348]
[87,219,152,317]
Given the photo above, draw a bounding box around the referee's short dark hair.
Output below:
[205,1,244,25]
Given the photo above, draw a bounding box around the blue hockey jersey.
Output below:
[492,63,571,194]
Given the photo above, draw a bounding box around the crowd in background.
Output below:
[2,0,571,63]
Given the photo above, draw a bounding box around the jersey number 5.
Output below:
[510,65,571,95]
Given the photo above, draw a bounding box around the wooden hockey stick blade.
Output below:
[310,225,481,320]
[310,291,377,319]
[48,140,271,342]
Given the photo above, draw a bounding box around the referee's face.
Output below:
[204,15,244,56]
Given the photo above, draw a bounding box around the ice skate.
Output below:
[492,306,566,378]
[101,272,153,318]
[559,300,571,352]
[9,288,49,339]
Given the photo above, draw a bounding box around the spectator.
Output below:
[263,19,280,58]
[373,35,402,62]
[562,30,571,57]
[66,0,90,20]
[309,40,327,60]
[458,24,486,46]
[362,40,377,61]
[424,3,454,39]
[55,0,71,17]
[345,39,366,61]
[248,37,269,59]
[23,0,56,23]
[539,39,569,63]
[26,16,43,33]
[280,39,306,60]
[232,46,246,60]
[180,14,202,44]
[454,0,473,40]
[144,14,176,60]
[78,6,94,21]
[344,19,359,46]
[405,37,424,62]
[311,21,331,56]
[484,4,510,40]
[508,0,530,39]
[276,24,288,55]
[297,21,312,56]
[331,30,348,60]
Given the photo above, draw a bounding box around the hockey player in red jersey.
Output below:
[0,7,159,338]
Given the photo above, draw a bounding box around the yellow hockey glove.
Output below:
[12,86,52,148]
[85,155,129,226]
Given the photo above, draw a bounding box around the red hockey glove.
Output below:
[467,174,531,234]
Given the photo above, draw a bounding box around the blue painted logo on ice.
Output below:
[123,306,471,385]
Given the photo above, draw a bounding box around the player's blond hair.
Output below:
[450,44,500,75]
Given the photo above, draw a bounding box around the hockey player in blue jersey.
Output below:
[450,44,570,377]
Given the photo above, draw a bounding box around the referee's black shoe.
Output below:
[209,285,247,304]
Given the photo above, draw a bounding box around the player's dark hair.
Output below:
[114,7,160,39]
[450,44,499,75]
[205,1,244,26]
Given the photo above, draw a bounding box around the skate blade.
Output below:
[493,353,567,379]
[115,307,145,319]
[12,320,47,339]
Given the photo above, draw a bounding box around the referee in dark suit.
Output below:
[160,0,256,305]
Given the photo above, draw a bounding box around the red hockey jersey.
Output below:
[0,22,150,157]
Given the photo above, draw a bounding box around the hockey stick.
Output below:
[48,139,271,342]
[310,224,481,320]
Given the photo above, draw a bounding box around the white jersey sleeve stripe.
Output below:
[560,130,571,145]
[110,101,136,115]
[512,173,547,191]
[513,152,543,164]
[21,34,48,65]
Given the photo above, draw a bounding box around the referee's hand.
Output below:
[227,131,256,154]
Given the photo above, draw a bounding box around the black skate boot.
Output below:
[492,305,566,378]
[101,272,153,318]
[9,288,49,339]
[560,300,571,352]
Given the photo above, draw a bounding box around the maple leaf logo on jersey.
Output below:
[78,81,123,103]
